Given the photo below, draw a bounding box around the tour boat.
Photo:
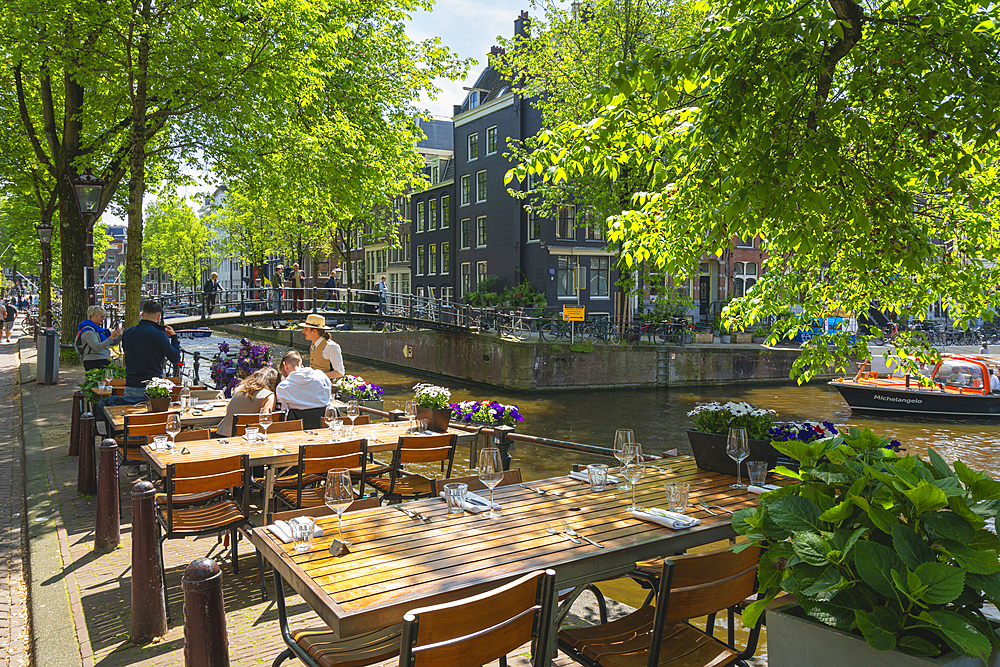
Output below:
[830,353,1000,417]
[176,328,213,339]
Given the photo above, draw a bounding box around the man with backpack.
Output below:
[3,299,16,342]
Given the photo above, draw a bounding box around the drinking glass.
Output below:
[746,461,769,487]
[324,406,337,433]
[443,482,468,514]
[587,464,609,492]
[347,400,360,419]
[324,469,354,546]
[727,428,750,489]
[404,400,416,421]
[289,516,315,553]
[152,435,168,452]
[245,426,259,441]
[622,444,645,511]
[665,482,690,513]
[259,409,273,443]
[478,447,503,520]
[614,429,636,491]
[165,413,181,450]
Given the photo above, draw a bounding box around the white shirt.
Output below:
[312,338,345,377]
[992,373,1000,393]
[276,367,333,410]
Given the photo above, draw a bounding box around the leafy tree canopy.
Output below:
[144,196,214,290]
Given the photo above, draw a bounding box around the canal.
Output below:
[183,333,1000,478]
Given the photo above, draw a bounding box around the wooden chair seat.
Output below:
[161,500,247,533]
[366,473,433,498]
[370,434,456,503]
[155,490,228,506]
[254,472,324,490]
[559,607,738,667]
[351,463,393,479]
[272,439,367,511]
[276,486,326,509]
[119,446,147,462]
[289,625,402,667]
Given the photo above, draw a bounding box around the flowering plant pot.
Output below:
[450,400,524,427]
[416,406,451,433]
[147,396,170,413]
[335,374,384,402]
[686,430,778,477]
[413,383,451,409]
[144,377,175,399]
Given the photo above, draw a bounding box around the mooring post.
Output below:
[494,425,515,471]
[70,390,83,456]
[94,439,120,553]
[131,480,168,643]
[183,558,230,667]
[78,412,97,495]
[193,351,202,384]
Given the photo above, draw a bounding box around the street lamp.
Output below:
[70,169,105,306]
[36,219,53,327]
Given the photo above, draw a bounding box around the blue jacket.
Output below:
[122,319,181,387]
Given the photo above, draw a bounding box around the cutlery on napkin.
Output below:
[267,520,324,544]
[438,491,500,513]
[748,484,780,494]
[568,471,620,484]
[630,507,700,530]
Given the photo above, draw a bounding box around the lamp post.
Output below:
[36,219,53,328]
[70,169,105,306]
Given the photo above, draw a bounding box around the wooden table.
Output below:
[103,400,231,433]
[251,457,786,657]
[141,422,476,515]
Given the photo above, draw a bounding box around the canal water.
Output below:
[181,333,1000,478]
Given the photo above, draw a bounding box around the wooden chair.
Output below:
[230,411,282,437]
[270,500,399,667]
[274,439,368,510]
[558,545,763,667]
[190,389,224,401]
[366,434,457,502]
[430,468,522,494]
[150,428,226,507]
[286,406,326,429]
[109,377,126,396]
[235,419,304,437]
[399,568,557,667]
[156,454,265,622]
[343,414,370,426]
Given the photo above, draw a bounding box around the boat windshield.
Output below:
[934,362,986,390]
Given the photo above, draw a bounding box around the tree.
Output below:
[144,197,214,291]
[510,0,1000,380]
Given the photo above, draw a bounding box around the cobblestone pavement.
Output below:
[0,337,31,667]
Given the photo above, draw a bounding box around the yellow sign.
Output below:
[403,345,414,359]
[562,305,585,322]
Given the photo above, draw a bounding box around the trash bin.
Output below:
[38,327,59,384]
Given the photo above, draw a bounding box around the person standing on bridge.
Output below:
[272,264,284,311]
[203,272,224,315]
[378,276,388,315]
[300,313,344,379]
[292,263,305,311]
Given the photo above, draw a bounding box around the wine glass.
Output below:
[324,469,354,546]
[614,429,636,491]
[404,400,416,432]
[165,413,182,450]
[258,409,273,443]
[347,400,360,421]
[622,443,645,511]
[478,447,504,520]
[324,406,337,438]
[727,428,750,489]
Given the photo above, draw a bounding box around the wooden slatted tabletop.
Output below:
[103,397,352,433]
[251,456,788,639]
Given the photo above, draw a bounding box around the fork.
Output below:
[545,524,580,544]
[561,521,604,548]
[690,502,718,516]
[519,483,564,497]
[395,505,431,523]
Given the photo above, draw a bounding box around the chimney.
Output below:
[453,104,463,117]
[490,45,505,56]
[514,10,530,39]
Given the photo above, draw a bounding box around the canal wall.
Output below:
[215,324,842,391]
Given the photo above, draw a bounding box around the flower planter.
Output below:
[735,333,753,344]
[686,430,778,478]
[752,335,766,344]
[694,332,714,344]
[147,396,170,413]
[416,406,451,433]
[720,334,732,343]
[358,399,383,413]
[768,605,1000,667]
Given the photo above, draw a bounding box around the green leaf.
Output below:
[917,610,992,659]
[799,597,857,629]
[859,497,899,534]
[740,595,774,629]
[936,539,1000,575]
[903,484,949,515]
[820,497,854,523]
[971,479,1000,503]
[802,566,845,598]
[854,607,898,651]
[769,496,824,532]
[954,460,986,487]
[892,523,935,569]
[926,449,955,479]
[855,541,903,601]
[792,532,830,566]
[914,562,965,605]
[967,571,1000,603]
[896,635,942,657]
[921,511,974,543]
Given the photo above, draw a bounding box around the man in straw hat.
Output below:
[299,313,344,379]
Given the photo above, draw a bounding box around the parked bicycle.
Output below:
[496,309,533,341]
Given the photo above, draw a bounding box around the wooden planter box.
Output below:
[769,604,1000,667]
[686,430,778,478]
[735,333,754,343]
[752,336,767,344]
[416,406,451,433]
[694,332,714,344]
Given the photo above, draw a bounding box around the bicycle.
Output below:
[579,320,622,345]
[497,309,533,341]
[539,319,573,342]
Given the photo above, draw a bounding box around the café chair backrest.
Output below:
[150,428,211,444]
[344,414,370,426]
[234,419,304,437]
[191,389,224,401]
[431,468,522,495]
[232,411,281,435]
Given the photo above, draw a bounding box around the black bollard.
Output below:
[70,390,83,456]
[131,481,168,643]
[78,412,97,495]
[389,409,405,422]
[94,439,120,553]
[494,425,515,471]
[183,558,230,667]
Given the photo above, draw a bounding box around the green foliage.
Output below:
[60,347,80,366]
[508,0,1000,382]
[642,292,691,321]
[79,364,125,404]
[735,427,1000,659]
[144,197,214,289]
[569,342,593,353]
[501,280,547,308]
[466,275,502,307]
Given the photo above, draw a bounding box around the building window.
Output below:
[429,198,438,231]
[558,255,578,297]
[417,246,425,276]
[460,175,471,206]
[417,286,425,298]
[556,206,575,239]
[441,195,450,229]
[735,235,754,248]
[429,243,438,275]
[442,286,453,302]
[401,272,410,294]
[486,126,498,155]
[461,263,472,296]
[477,261,488,286]
[476,216,487,247]
[428,285,436,300]
[460,219,471,249]
[468,133,479,161]
[589,256,609,297]
[527,211,540,241]
[416,201,425,233]
[733,261,758,297]
[390,273,399,294]
[476,170,487,203]
[441,242,450,275]
[586,213,604,241]
[432,164,439,183]
[403,233,410,262]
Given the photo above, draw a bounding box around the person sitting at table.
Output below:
[216,367,279,437]
[300,313,344,380]
[275,350,333,428]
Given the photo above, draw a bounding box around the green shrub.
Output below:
[501,280,547,308]
[569,342,593,353]
[60,347,80,366]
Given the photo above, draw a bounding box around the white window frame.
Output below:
[441,242,450,275]
[468,133,479,162]
[429,243,438,275]
[527,211,540,242]
[416,201,425,233]
[476,170,487,203]
[589,256,610,298]
[461,262,472,297]
[429,198,438,231]
[486,126,498,155]
[460,175,471,206]
[476,216,487,248]
[736,235,755,248]
[441,195,450,229]
[460,218,471,250]
[416,245,425,276]
[476,260,488,288]
[556,206,575,240]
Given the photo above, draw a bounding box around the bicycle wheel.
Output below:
[511,320,531,341]
[579,324,599,344]
[608,325,622,345]
[540,322,559,342]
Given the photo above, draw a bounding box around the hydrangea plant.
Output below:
[413,383,451,410]
[209,338,272,396]
[335,375,384,401]
[687,401,776,440]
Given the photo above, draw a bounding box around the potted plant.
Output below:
[686,401,778,475]
[413,383,452,432]
[144,377,175,413]
[450,400,524,429]
[735,427,1000,666]
[79,364,125,404]
[752,325,768,344]
[335,375,384,412]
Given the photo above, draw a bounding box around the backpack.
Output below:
[74,324,97,358]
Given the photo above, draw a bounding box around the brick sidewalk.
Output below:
[0,339,30,667]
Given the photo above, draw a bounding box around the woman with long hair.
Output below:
[216,366,279,437]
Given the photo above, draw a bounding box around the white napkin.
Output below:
[748,484,780,495]
[267,520,324,544]
[438,490,500,513]
[630,507,700,530]
[569,471,620,484]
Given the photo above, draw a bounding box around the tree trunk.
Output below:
[124,0,151,328]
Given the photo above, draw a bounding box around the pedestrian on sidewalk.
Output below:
[75,306,123,371]
[272,265,284,311]
[203,271,224,315]
[3,299,17,342]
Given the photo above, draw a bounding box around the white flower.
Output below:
[147,378,175,391]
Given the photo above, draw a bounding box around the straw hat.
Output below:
[299,313,329,331]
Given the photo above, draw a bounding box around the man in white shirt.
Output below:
[275,350,333,418]
[991,368,1000,393]
[299,313,345,379]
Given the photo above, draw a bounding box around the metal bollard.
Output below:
[183,558,230,667]
[70,390,83,456]
[389,409,405,422]
[131,481,167,643]
[494,425,515,471]
[94,439,120,553]
[78,412,97,495]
